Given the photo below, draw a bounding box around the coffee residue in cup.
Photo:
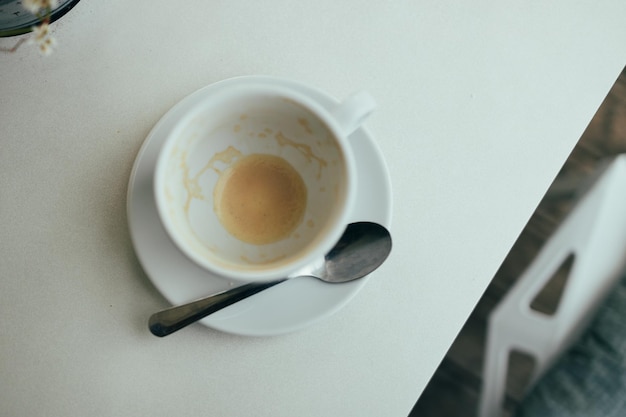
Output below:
[181,146,243,214]
[274,131,327,179]
[213,154,307,245]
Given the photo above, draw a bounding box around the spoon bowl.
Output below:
[148,222,392,337]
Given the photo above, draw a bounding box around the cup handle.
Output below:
[331,91,376,137]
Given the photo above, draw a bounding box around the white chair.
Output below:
[478,154,626,417]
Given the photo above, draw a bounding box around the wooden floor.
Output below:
[410,67,626,417]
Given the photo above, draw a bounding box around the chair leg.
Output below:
[478,155,626,417]
[478,329,511,417]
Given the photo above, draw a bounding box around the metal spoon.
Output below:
[149,221,392,337]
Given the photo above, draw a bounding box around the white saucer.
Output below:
[127,76,392,336]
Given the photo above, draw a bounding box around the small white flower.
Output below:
[22,0,59,14]
[22,0,44,14]
[28,23,57,56]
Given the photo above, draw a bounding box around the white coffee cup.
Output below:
[154,79,375,282]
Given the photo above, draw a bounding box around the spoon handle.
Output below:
[149,279,286,337]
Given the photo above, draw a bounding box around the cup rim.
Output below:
[153,81,358,282]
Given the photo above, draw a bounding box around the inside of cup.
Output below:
[157,87,353,277]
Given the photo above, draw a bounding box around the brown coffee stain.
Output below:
[297,118,313,134]
[274,131,327,179]
[180,151,200,213]
[240,254,287,265]
[181,146,243,214]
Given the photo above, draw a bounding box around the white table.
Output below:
[1,1,625,416]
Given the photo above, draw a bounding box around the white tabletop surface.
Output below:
[1,1,625,416]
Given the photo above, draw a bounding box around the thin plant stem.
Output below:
[0,38,27,53]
